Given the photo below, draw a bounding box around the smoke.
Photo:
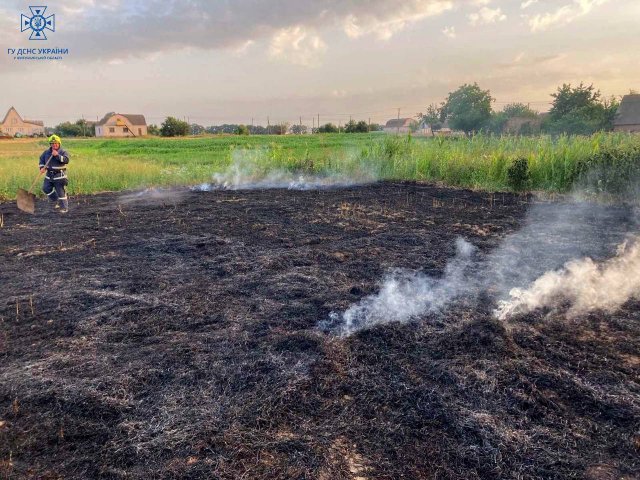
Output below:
[325,197,639,336]
[483,200,636,300]
[495,236,640,320]
[324,238,477,337]
[118,187,186,205]
[194,149,376,192]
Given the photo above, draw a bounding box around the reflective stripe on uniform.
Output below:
[46,190,56,196]
[58,196,68,200]
[47,175,67,181]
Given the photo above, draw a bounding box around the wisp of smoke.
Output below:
[325,238,476,336]
[495,236,640,320]
[193,149,376,192]
[119,187,185,205]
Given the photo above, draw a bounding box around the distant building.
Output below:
[614,95,640,133]
[414,120,434,137]
[0,106,45,136]
[503,113,547,135]
[95,112,147,137]
[384,118,417,134]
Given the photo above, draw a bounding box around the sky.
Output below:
[0,0,638,127]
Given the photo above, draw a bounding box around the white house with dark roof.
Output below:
[0,106,45,136]
[95,112,147,137]
[614,95,640,133]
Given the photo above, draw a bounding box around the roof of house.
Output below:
[96,112,147,126]
[615,95,640,126]
[1,106,44,127]
[385,118,415,128]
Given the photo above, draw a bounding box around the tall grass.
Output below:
[1,132,639,200]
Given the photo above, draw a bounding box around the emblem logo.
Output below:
[20,6,55,40]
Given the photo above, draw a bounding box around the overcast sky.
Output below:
[1,0,638,127]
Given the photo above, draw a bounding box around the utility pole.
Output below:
[396,107,401,135]
[267,116,270,134]
[317,113,320,130]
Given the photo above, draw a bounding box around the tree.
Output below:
[289,124,308,134]
[267,122,289,135]
[418,103,444,130]
[545,83,620,135]
[317,123,339,133]
[441,83,494,135]
[53,119,96,137]
[160,117,189,137]
[190,123,205,135]
[502,103,537,119]
[485,103,539,135]
[549,83,601,119]
[148,124,160,135]
[237,124,250,135]
[343,120,369,133]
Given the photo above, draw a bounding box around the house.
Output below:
[414,120,434,137]
[0,107,45,136]
[384,118,417,134]
[503,113,547,135]
[95,112,147,137]
[614,95,640,133]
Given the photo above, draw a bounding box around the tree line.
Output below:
[48,116,384,137]
[48,81,622,138]
[151,117,384,137]
[420,82,621,136]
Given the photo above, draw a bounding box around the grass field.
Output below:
[1,132,639,200]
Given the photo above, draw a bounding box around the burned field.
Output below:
[1,182,639,479]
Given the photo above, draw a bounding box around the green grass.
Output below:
[1,132,639,200]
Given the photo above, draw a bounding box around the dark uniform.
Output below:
[39,145,70,211]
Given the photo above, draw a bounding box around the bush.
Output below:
[507,157,530,191]
[573,146,640,196]
[160,117,190,137]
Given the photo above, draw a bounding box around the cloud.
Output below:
[0,0,456,62]
[468,7,507,25]
[342,1,454,40]
[269,26,327,67]
[528,0,610,32]
[442,26,457,38]
[520,0,538,8]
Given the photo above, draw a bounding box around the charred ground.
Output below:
[1,182,638,479]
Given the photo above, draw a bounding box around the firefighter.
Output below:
[40,134,70,213]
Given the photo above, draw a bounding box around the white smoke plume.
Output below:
[324,198,638,336]
[326,238,476,336]
[495,236,640,320]
[194,150,376,192]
